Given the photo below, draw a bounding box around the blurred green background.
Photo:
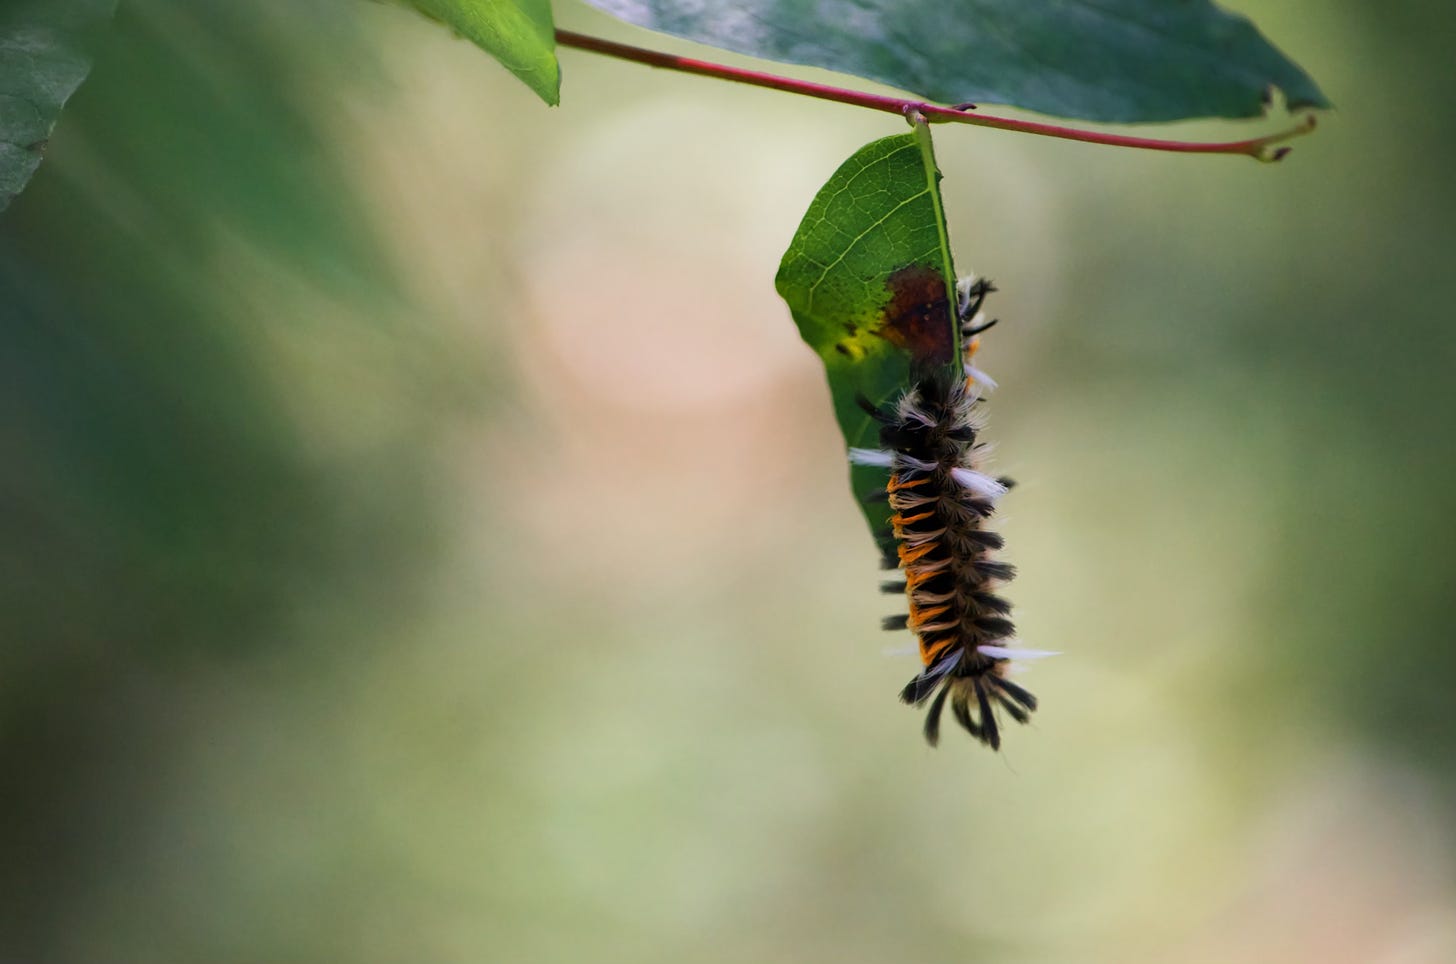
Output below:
[3,1,1454,961]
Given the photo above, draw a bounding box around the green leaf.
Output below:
[405,0,560,105]
[776,126,960,557]
[0,0,116,213]
[584,0,1329,123]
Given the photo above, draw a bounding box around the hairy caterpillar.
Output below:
[850,278,1050,749]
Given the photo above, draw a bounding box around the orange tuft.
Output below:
[887,472,930,492]
[891,509,936,527]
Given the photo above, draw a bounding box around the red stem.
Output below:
[555,29,1315,161]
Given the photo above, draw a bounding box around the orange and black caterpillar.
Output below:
[850,278,1041,749]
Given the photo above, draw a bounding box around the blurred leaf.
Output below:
[0,0,430,664]
[0,0,116,211]
[405,0,559,105]
[585,0,1328,123]
[776,126,959,557]
[0,4,446,951]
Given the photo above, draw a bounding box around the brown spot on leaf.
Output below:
[876,264,954,368]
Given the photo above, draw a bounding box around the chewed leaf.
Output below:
[0,0,117,213]
[584,0,1328,123]
[776,126,960,557]
[405,0,560,105]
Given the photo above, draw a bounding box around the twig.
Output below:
[556,29,1316,161]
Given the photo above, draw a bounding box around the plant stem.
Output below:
[555,29,1316,162]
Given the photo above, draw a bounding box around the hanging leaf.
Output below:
[405,0,560,105]
[0,0,116,212]
[584,0,1328,123]
[776,126,960,557]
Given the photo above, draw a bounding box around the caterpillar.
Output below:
[849,277,1047,749]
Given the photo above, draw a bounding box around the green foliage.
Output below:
[0,6,445,951]
[0,0,116,211]
[405,0,560,105]
[776,126,960,558]
[0,1,423,668]
[584,0,1329,122]
[0,0,1332,210]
